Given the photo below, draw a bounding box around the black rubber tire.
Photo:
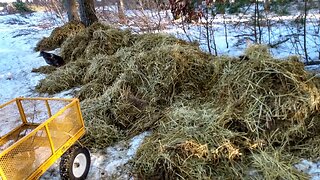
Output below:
[59,145,91,180]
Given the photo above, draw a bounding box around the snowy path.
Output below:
[0,13,52,104]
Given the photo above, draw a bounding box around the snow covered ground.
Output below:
[0,9,320,179]
[0,12,49,104]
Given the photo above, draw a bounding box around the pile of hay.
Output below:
[35,21,84,51]
[34,22,320,179]
[79,42,214,149]
[133,46,320,179]
[60,22,136,63]
[35,22,210,145]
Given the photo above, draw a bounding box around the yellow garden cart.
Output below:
[0,97,90,180]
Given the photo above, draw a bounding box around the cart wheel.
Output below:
[60,145,91,180]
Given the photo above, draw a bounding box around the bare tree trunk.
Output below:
[33,0,39,5]
[223,14,229,48]
[257,0,262,43]
[303,0,308,62]
[318,0,320,60]
[78,0,98,27]
[63,0,79,22]
[264,0,270,11]
[204,6,211,54]
[118,0,126,24]
[253,0,258,43]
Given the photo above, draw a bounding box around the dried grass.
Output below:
[60,22,135,63]
[133,46,320,179]
[35,21,320,179]
[34,21,84,51]
[36,60,90,94]
[251,150,308,180]
[31,65,57,74]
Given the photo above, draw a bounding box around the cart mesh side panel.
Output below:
[0,127,52,179]
[21,100,48,124]
[48,100,70,117]
[21,100,69,124]
[0,101,23,138]
[48,103,83,151]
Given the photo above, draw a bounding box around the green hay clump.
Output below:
[59,29,92,62]
[80,78,127,149]
[83,49,131,84]
[124,44,214,103]
[79,49,134,99]
[60,22,136,63]
[77,81,107,100]
[31,65,57,74]
[59,22,111,62]
[251,150,308,180]
[81,97,125,150]
[35,60,90,94]
[133,33,198,52]
[79,76,162,149]
[109,86,161,134]
[85,28,135,56]
[34,21,84,51]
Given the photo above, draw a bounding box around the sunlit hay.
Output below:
[133,33,198,52]
[251,150,308,180]
[176,140,210,158]
[244,44,272,60]
[35,60,90,94]
[211,140,242,163]
[35,21,84,51]
[243,139,266,151]
[31,65,57,74]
